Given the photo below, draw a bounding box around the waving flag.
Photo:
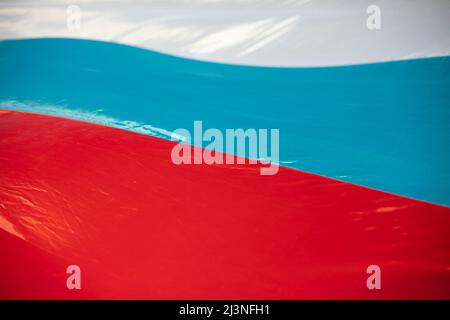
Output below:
[0,0,449,299]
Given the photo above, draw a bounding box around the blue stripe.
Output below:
[1,38,449,205]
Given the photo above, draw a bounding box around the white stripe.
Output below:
[0,0,449,66]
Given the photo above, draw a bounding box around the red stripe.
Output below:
[0,110,449,299]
